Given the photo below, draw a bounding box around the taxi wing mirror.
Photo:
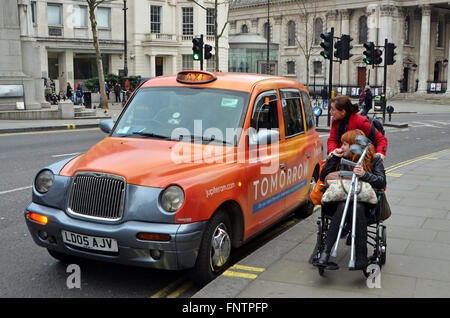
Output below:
[249,129,280,146]
[99,119,115,134]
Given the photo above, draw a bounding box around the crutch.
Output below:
[330,136,372,267]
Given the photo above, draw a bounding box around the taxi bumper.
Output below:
[24,202,207,270]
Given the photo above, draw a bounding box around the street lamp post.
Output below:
[123,0,128,77]
[266,0,270,74]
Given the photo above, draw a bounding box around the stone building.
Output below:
[2,0,229,110]
[229,0,450,98]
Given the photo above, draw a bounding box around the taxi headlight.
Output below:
[35,170,54,194]
[160,186,184,212]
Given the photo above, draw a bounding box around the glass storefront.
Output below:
[229,47,278,74]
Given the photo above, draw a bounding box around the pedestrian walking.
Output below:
[66,82,73,102]
[105,82,110,100]
[76,83,84,105]
[114,83,121,103]
[327,95,387,161]
[360,86,373,116]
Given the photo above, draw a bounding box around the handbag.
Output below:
[379,192,391,220]
[321,179,377,205]
[309,160,326,206]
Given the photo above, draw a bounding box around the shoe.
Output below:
[350,256,369,271]
[317,251,330,267]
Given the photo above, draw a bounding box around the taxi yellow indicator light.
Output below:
[176,71,217,84]
[27,212,48,225]
[137,233,171,242]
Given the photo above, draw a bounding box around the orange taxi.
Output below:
[25,71,323,285]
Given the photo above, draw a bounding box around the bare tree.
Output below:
[86,0,111,109]
[189,0,230,71]
[292,0,321,87]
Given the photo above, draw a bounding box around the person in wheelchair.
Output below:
[317,129,386,270]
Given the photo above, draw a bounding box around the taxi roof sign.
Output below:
[176,71,217,84]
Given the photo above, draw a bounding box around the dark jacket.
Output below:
[364,89,373,106]
[320,153,386,190]
[327,112,388,156]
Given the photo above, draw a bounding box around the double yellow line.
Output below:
[150,277,193,298]
[385,148,450,174]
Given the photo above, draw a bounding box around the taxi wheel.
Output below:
[191,211,232,286]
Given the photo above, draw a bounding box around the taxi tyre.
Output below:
[190,210,232,286]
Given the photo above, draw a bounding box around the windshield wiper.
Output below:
[129,131,171,139]
[178,134,233,145]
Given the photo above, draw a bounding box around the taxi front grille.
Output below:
[67,173,126,221]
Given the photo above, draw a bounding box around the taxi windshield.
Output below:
[112,87,249,146]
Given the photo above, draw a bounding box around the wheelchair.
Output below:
[312,189,387,277]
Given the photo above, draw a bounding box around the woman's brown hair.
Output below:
[329,95,359,114]
[341,129,375,173]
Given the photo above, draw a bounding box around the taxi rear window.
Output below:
[112,87,250,146]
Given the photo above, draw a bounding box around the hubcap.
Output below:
[210,223,231,270]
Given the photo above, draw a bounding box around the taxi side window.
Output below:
[280,89,305,137]
[300,91,315,130]
[250,91,279,131]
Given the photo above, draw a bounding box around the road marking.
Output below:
[410,121,443,128]
[386,173,402,177]
[0,185,32,195]
[150,277,187,298]
[222,270,258,279]
[52,152,80,158]
[230,264,265,272]
[166,281,194,298]
[385,148,450,173]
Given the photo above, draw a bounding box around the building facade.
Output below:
[229,0,450,97]
[5,0,229,110]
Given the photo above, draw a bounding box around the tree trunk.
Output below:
[88,5,108,109]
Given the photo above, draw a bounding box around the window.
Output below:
[207,8,215,36]
[314,18,323,45]
[182,55,193,70]
[264,22,270,40]
[47,4,62,25]
[182,7,194,35]
[241,24,248,33]
[97,8,110,29]
[313,61,322,75]
[404,16,410,45]
[359,16,368,44]
[280,89,304,137]
[436,21,443,48]
[287,61,295,75]
[31,1,37,24]
[150,6,161,33]
[300,91,314,130]
[287,21,296,46]
[73,6,87,28]
[251,91,279,132]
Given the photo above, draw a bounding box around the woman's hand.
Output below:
[353,165,365,177]
[331,148,344,157]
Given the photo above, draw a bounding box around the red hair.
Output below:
[341,129,375,173]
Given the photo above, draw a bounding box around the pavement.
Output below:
[193,148,450,298]
[0,99,449,134]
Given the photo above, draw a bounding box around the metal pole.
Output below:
[200,34,204,71]
[383,38,388,124]
[267,0,270,74]
[327,27,334,127]
[123,0,128,77]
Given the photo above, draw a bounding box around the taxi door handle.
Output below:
[280,163,286,169]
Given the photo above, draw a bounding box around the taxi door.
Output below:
[245,90,288,237]
[278,88,309,211]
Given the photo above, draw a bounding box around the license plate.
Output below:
[62,230,118,253]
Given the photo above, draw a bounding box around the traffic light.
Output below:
[334,39,343,60]
[320,32,333,59]
[192,37,203,61]
[204,44,213,60]
[340,34,353,60]
[363,42,375,65]
[374,49,383,65]
[385,42,397,65]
